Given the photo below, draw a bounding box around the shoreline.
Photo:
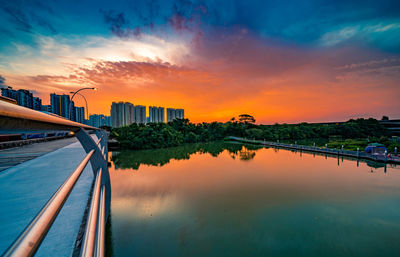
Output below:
[227,136,400,165]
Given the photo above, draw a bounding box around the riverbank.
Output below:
[227,136,400,164]
[111,118,389,150]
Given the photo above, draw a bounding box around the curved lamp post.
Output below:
[70,92,89,120]
[69,87,97,121]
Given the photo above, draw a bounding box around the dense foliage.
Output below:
[112,118,390,150]
[327,138,399,152]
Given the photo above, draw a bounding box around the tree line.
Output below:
[111,115,389,150]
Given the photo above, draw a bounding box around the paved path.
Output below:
[228,136,400,164]
[0,135,98,256]
[0,137,78,172]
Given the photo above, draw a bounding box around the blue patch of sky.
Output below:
[0,0,399,53]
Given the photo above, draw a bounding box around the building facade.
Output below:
[176,109,184,119]
[33,97,42,110]
[167,108,185,122]
[51,93,72,119]
[166,108,176,122]
[149,106,165,123]
[1,88,42,110]
[111,102,136,127]
[89,114,111,128]
[42,105,52,113]
[74,107,85,123]
[135,105,146,124]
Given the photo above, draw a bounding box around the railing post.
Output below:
[74,129,111,224]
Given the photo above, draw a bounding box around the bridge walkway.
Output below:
[0,137,78,172]
[0,135,99,256]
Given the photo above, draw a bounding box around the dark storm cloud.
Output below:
[100,9,142,37]
[97,0,400,51]
[0,0,57,34]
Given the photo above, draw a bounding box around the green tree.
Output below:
[238,114,256,124]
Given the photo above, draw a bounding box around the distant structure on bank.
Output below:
[110,102,185,127]
[1,86,116,126]
[167,108,184,122]
[1,88,88,124]
[149,106,165,123]
[135,105,147,124]
[50,93,85,123]
[88,114,111,128]
[2,85,186,127]
[1,88,42,111]
[111,102,147,127]
[111,102,134,127]
[50,93,71,119]
[74,107,85,124]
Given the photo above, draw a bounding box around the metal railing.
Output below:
[0,101,111,257]
[227,136,400,164]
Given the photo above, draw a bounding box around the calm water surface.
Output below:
[107,142,400,257]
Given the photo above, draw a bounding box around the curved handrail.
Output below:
[80,168,102,257]
[2,149,95,257]
[0,101,97,132]
[95,185,106,257]
[1,101,110,257]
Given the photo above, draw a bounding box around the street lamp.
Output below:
[70,92,88,120]
[69,87,97,121]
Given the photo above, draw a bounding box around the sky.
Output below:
[0,0,399,124]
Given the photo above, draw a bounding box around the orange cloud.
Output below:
[3,31,400,123]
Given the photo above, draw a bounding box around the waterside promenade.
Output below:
[227,136,400,164]
[0,136,98,256]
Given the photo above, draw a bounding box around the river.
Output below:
[106,141,400,257]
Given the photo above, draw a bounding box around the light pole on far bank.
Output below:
[69,87,97,121]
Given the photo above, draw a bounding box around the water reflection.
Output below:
[109,142,400,257]
[112,142,262,170]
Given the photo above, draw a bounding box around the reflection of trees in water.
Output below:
[239,149,256,161]
[228,143,260,161]
[112,142,263,170]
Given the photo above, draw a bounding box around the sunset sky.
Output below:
[0,0,399,124]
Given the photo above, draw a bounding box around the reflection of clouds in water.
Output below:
[113,193,181,218]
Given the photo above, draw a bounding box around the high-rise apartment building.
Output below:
[17,89,33,109]
[149,106,165,123]
[111,102,135,127]
[1,88,17,102]
[1,88,42,110]
[135,105,146,124]
[158,107,165,122]
[51,93,72,119]
[89,114,111,128]
[111,102,124,128]
[166,108,176,122]
[41,105,52,113]
[167,108,185,122]
[74,106,85,123]
[149,106,157,123]
[33,97,42,111]
[176,109,184,119]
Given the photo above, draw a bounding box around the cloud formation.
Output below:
[0,0,399,122]
[0,75,6,88]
